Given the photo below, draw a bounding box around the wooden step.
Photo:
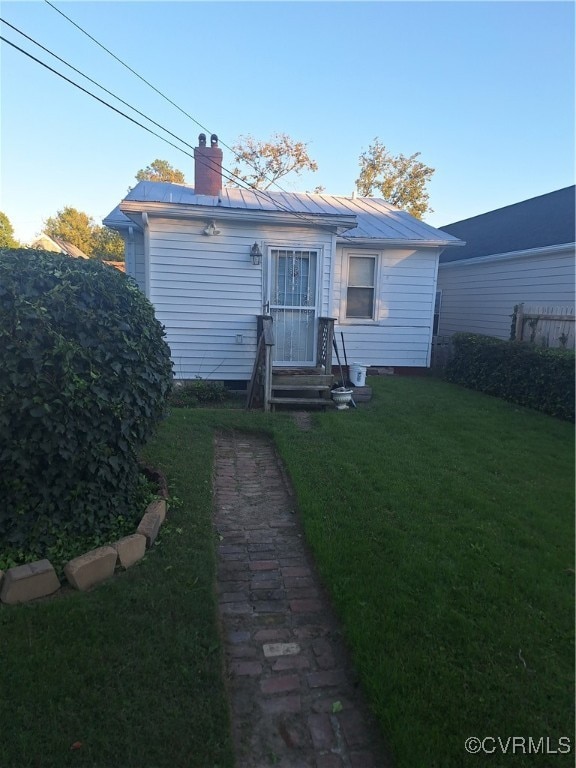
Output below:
[269,397,332,406]
[272,384,331,392]
[272,374,334,387]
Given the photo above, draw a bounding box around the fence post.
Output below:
[514,303,525,342]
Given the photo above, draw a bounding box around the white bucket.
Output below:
[350,363,368,387]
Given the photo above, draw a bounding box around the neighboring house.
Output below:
[30,233,125,273]
[104,133,463,384]
[31,233,89,259]
[102,260,126,272]
[436,187,575,346]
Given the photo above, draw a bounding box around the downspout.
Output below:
[126,225,135,278]
[141,212,150,298]
[426,249,441,367]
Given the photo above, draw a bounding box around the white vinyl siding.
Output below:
[437,247,575,339]
[334,245,440,367]
[147,217,333,380]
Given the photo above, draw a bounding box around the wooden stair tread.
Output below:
[272,384,331,391]
[272,374,334,386]
[269,397,332,405]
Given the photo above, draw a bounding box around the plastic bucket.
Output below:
[350,363,368,387]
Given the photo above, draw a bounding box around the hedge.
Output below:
[0,248,173,556]
[445,333,574,422]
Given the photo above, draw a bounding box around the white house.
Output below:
[104,134,462,391]
[436,187,575,347]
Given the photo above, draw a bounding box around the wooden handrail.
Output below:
[247,315,275,410]
[317,317,335,374]
[262,315,274,346]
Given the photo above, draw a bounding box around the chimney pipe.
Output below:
[194,133,223,196]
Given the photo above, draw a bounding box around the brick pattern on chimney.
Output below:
[194,133,223,196]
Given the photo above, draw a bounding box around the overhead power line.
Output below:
[2,19,357,237]
[42,0,316,198]
[0,17,199,155]
[0,30,277,200]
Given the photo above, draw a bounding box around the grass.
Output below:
[0,376,573,767]
[272,377,575,767]
[0,411,243,768]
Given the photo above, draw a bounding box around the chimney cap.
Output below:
[211,134,218,147]
[198,133,206,147]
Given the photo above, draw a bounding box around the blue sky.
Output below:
[1,0,574,243]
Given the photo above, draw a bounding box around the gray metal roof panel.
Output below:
[115,181,462,245]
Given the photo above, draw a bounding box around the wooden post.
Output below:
[317,317,335,374]
[515,303,525,342]
[262,316,274,412]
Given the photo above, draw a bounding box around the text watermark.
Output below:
[465,736,572,756]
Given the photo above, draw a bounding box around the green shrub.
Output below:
[0,248,173,556]
[445,333,575,421]
[168,378,228,407]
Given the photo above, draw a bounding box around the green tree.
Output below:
[136,159,186,183]
[44,206,95,256]
[92,226,124,261]
[355,139,434,219]
[43,208,124,261]
[0,211,19,248]
[230,133,319,190]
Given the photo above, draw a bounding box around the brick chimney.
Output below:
[194,133,223,196]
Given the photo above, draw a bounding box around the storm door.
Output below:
[269,248,318,366]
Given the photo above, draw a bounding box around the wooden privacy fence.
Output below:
[513,304,575,349]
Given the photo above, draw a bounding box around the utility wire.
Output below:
[43,0,318,199]
[2,19,358,237]
[0,32,286,200]
[0,17,200,155]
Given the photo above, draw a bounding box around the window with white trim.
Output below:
[346,255,376,319]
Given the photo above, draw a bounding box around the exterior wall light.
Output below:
[250,242,262,265]
[203,220,220,236]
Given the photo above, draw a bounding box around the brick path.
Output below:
[213,431,390,768]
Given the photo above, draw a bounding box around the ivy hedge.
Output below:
[445,333,575,422]
[0,248,173,558]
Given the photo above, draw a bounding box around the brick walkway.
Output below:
[213,431,390,768]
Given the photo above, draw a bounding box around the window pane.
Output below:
[347,287,374,318]
[349,257,374,286]
[273,250,316,307]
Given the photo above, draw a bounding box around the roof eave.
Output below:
[337,237,466,248]
[119,200,358,233]
[440,242,575,267]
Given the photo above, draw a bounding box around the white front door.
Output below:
[269,248,319,366]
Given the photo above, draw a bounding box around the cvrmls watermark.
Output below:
[465,736,572,755]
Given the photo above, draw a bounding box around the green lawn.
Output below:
[272,377,574,767]
[0,377,573,767]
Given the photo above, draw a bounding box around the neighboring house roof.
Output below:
[31,233,89,259]
[439,186,575,264]
[105,181,463,248]
[103,260,126,272]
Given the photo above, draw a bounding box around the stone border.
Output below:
[0,494,168,606]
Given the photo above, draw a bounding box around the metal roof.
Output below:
[439,186,575,263]
[105,182,462,247]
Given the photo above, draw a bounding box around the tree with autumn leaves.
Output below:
[355,139,435,219]
[229,133,434,218]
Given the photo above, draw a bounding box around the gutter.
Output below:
[119,200,358,234]
[439,242,575,268]
[336,237,465,248]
